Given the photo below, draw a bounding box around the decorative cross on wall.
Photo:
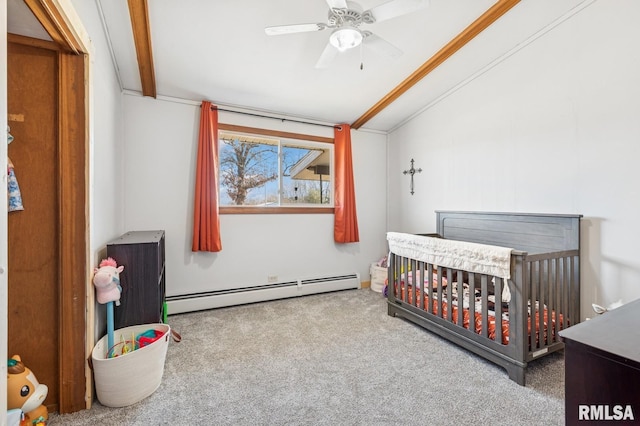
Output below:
[402,158,422,195]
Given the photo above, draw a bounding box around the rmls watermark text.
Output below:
[578,405,635,421]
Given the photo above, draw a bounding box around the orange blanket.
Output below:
[396,284,562,347]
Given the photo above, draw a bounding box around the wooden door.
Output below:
[7,40,60,413]
[7,35,87,414]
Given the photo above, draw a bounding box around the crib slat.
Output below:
[457,273,464,327]
[403,257,409,302]
[388,253,393,299]
[418,261,425,310]
[542,259,553,346]
[549,259,553,343]
[550,258,558,340]
[390,253,397,299]
[468,273,475,333]
[395,254,401,300]
[571,255,580,326]
[427,263,434,314]
[446,268,453,322]
[538,261,543,349]
[395,256,400,300]
[436,267,444,318]
[411,259,417,307]
[558,257,567,334]
[407,259,413,304]
[495,277,503,345]
[568,256,575,322]
[567,256,573,321]
[568,256,574,322]
[530,261,538,351]
[558,257,565,331]
[481,275,488,338]
[560,257,568,330]
[565,257,571,330]
[565,256,573,327]
[539,260,546,348]
[394,256,399,299]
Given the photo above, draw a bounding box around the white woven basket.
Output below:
[370,263,387,293]
[91,323,170,407]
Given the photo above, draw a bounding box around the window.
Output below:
[218,126,333,211]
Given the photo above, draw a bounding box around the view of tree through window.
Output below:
[219,132,332,207]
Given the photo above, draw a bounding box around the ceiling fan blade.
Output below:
[363,33,403,58]
[315,42,339,69]
[365,0,429,23]
[325,0,348,10]
[265,23,327,36]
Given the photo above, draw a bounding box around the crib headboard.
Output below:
[435,211,582,254]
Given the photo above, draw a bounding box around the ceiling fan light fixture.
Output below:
[329,26,363,52]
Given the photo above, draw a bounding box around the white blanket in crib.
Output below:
[387,232,513,280]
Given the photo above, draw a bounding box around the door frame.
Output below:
[58,45,89,414]
[7,33,88,414]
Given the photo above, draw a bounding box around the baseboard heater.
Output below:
[165,273,360,315]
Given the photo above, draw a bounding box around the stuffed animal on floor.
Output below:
[7,355,49,425]
[93,257,124,305]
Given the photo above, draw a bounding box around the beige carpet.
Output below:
[50,289,564,425]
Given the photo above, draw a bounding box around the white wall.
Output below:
[70,0,125,340]
[387,0,640,318]
[71,0,126,257]
[122,94,388,299]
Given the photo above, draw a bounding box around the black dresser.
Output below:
[106,230,166,329]
[560,298,640,424]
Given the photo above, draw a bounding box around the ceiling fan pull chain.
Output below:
[360,42,364,70]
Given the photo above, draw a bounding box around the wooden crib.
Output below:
[387,211,582,385]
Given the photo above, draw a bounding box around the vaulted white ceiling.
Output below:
[7,0,589,132]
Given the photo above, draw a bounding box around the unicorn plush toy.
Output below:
[93,257,124,306]
[94,257,125,356]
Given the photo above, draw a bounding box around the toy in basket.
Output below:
[106,328,166,357]
[7,355,48,425]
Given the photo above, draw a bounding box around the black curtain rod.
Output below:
[204,105,341,130]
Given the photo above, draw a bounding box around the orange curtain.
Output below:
[192,101,222,252]
[334,124,360,243]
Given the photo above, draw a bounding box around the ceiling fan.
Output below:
[265,0,430,68]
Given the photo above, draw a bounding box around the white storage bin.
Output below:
[370,263,387,293]
[91,323,170,407]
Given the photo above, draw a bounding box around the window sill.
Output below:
[220,206,335,215]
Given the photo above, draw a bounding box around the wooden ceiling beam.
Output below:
[23,0,87,54]
[351,0,521,130]
[128,0,157,98]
